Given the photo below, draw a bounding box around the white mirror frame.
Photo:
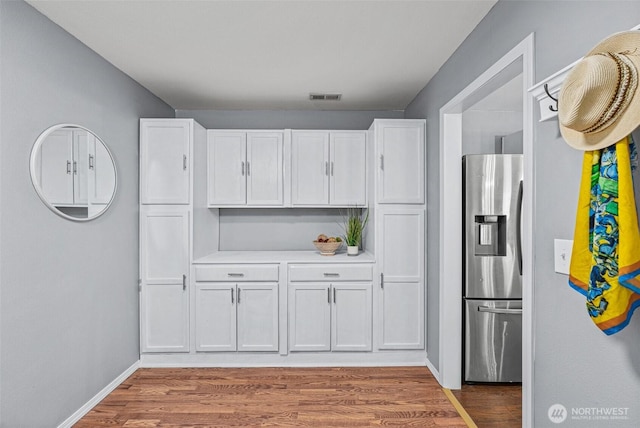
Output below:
[29,123,118,222]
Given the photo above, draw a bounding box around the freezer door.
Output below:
[463,154,523,299]
[464,299,522,383]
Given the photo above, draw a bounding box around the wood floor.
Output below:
[451,383,522,428]
[74,367,468,427]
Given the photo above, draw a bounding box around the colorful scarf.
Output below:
[569,135,640,335]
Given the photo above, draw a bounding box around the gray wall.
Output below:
[405,1,640,426]
[176,109,403,130]
[0,2,174,427]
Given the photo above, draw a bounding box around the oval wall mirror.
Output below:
[30,124,117,221]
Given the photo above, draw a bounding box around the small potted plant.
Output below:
[342,208,369,256]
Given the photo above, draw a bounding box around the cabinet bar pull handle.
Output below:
[328,287,331,304]
[246,161,250,176]
[88,155,95,170]
[182,274,187,290]
[231,287,234,304]
[323,273,339,277]
[66,160,71,174]
[241,161,245,176]
[380,272,384,289]
[333,287,336,304]
[227,273,244,277]
[331,161,334,176]
[73,161,78,175]
[325,161,329,176]
[237,288,241,304]
[183,155,187,171]
[380,154,384,171]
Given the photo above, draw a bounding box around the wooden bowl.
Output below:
[313,240,342,256]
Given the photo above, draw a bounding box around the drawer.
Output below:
[195,264,279,282]
[288,264,373,282]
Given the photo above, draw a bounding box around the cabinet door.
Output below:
[378,208,425,349]
[39,129,74,205]
[291,132,329,205]
[247,132,283,206]
[141,283,189,353]
[195,283,237,351]
[379,281,424,349]
[332,283,372,351]
[330,132,366,206]
[208,131,247,205]
[140,209,189,285]
[237,283,279,352]
[377,122,425,204]
[140,120,190,204]
[140,208,190,353]
[289,283,331,351]
[73,130,89,205]
[90,136,117,204]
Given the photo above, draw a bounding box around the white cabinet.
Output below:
[291,131,366,206]
[377,208,425,349]
[194,264,279,352]
[207,130,283,206]
[288,264,373,352]
[37,128,112,208]
[195,282,279,352]
[140,207,190,352]
[140,119,191,204]
[371,119,425,204]
[288,284,331,351]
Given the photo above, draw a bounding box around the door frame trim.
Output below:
[436,33,535,428]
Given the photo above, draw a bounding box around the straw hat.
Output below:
[558,30,640,150]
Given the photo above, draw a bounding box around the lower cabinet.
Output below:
[140,206,190,353]
[141,283,190,353]
[195,281,279,352]
[288,264,373,352]
[379,281,424,349]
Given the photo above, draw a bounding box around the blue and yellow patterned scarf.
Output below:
[569,135,640,335]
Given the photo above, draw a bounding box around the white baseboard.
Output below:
[425,356,441,384]
[57,360,140,428]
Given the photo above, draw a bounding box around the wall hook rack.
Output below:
[544,83,558,112]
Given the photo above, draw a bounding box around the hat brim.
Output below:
[559,31,640,151]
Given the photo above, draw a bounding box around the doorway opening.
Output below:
[437,33,535,427]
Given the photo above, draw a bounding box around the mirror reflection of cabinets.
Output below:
[30,124,117,221]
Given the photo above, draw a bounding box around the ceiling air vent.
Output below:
[309,93,342,101]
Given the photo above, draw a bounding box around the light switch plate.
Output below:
[554,239,573,275]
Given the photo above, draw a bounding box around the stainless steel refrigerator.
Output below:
[463,154,523,383]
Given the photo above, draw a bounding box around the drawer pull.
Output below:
[380,272,384,289]
[227,273,245,277]
[182,274,187,291]
[323,273,340,277]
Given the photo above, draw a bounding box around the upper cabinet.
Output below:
[207,130,284,207]
[140,119,192,205]
[291,131,366,207]
[371,119,425,204]
[36,127,115,211]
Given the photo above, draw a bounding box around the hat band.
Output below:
[583,52,638,134]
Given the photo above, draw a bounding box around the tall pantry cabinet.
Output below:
[139,119,206,353]
[370,119,426,350]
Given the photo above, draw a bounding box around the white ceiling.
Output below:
[27,0,497,111]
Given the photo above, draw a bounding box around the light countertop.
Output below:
[193,250,375,264]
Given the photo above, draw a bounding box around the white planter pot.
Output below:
[347,245,359,256]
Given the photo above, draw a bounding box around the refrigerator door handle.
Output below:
[516,179,523,276]
[478,306,522,315]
